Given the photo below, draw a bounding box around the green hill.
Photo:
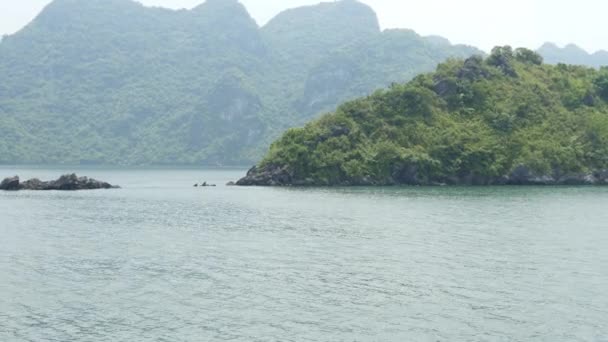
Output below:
[237,47,608,186]
[0,0,479,165]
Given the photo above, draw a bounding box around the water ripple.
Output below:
[1,169,607,341]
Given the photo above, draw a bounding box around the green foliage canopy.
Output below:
[0,0,479,165]
[254,48,608,185]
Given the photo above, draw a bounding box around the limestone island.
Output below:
[0,174,119,191]
[238,47,608,186]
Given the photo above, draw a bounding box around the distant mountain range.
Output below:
[0,0,604,165]
[538,43,608,68]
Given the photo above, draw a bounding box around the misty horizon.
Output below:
[1,0,608,54]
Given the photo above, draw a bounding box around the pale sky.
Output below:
[0,0,607,53]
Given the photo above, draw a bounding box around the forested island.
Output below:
[238,47,608,186]
[0,0,479,165]
[1,0,606,166]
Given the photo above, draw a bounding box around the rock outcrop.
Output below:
[0,176,20,190]
[194,182,217,187]
[236,165,298,186]
[236,164,608,187]
[0,174,119,191]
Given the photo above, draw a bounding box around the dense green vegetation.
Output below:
[0,0,479,165]
[242,47,608,185]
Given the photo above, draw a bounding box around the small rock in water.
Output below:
[226,181,236,186]
[0,174,119,191]
[0,176,20,190]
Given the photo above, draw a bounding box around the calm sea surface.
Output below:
[1,167,607,342]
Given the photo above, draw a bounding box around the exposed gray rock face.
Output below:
[0,174,119,191]
[595,170,608,184]
[0,176,20,190]
[457,55,490,81]
[506,165,608,185]
[236,165,297,186]
[236,164,608,186]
